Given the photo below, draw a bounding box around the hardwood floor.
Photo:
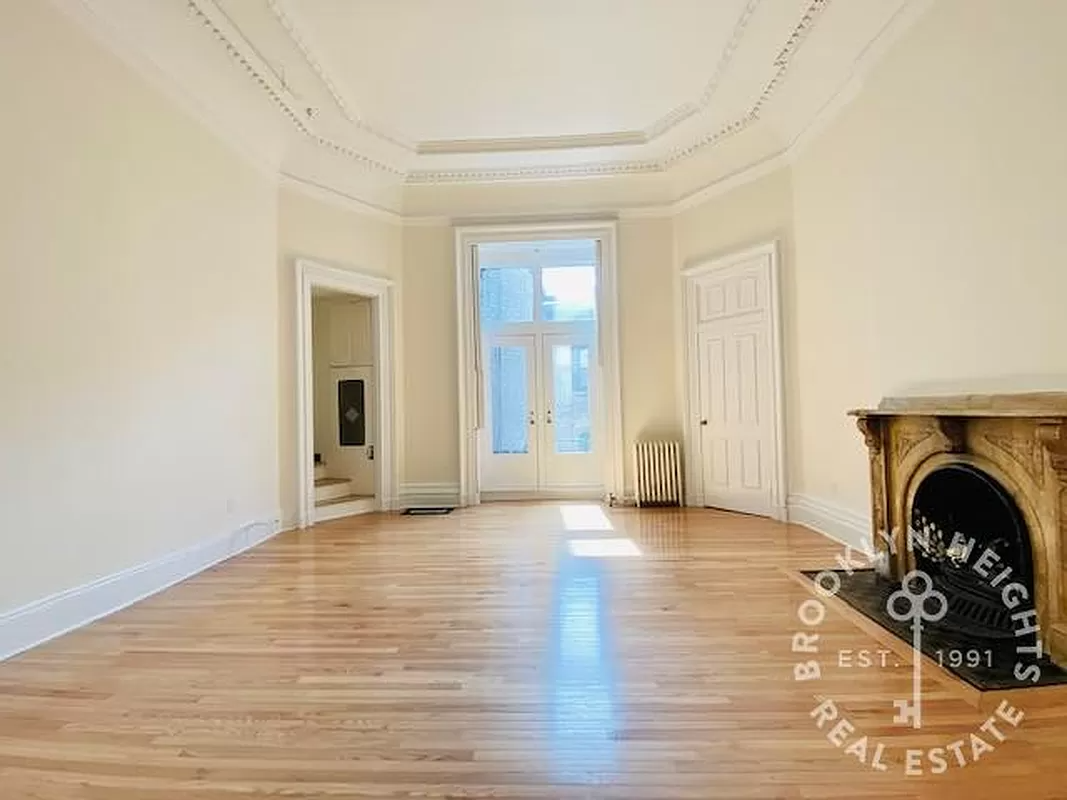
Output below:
[3,503,1067,798]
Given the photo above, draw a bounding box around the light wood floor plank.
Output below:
[2,504,1067,798]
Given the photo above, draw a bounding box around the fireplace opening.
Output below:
[910,464,1033,643]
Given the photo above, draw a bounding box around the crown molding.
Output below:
[644,0,763,141]
[417,131,648,156]
[279,173,403,223]
[404,159,664,185]
[261,0,764,159]
[186,0,403,177]
[185,0,833,183]
[785,0,934,161]
[407,0,830,183]
[51,0,929,222]
[264,0,414,152]
[288,0,931,223]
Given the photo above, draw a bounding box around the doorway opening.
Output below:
[295,260,396,528]
[310,290,377,521]
[456,224,623,506]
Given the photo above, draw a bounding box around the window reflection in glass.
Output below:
[480,267,534,325]
[552,344,592,454]
[490,346,529,454]
[542,265,596,321]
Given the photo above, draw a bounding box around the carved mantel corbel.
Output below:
[1037,419,1067,475]
[855,415,883,455]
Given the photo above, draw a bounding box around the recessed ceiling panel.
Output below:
[296,0,752,142]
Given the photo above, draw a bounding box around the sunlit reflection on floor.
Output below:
[560,504,614,531]
[567,537,642,558]
[547,545,619,782]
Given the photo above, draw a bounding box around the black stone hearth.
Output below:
[801,569,1067,690]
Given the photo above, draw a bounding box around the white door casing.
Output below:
[295,259,396,528]
[683,242,785,519]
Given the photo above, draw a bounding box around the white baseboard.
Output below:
[0,516,282,662]
[787,493,871,552]
[399,483,460,508]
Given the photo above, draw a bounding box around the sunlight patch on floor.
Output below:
[560,504,614,532]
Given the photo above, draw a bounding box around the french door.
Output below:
[481,332,599,496]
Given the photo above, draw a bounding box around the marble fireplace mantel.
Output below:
[849,393,1067,667]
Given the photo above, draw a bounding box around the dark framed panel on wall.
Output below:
[338,379,366,446]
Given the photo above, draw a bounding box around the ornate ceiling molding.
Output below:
[662,0,830,167]
[407,0,830,183]
[189,0,835,184]
[404,159,663,186]
[644,0,763,141]
[264,0,414,153]
[186,0,403,175]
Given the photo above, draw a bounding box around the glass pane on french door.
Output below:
[481,335,538,492]
[540,333,600,492]
[549,342,592,454]
[489,345,530,454]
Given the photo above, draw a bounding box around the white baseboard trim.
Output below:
[0,516,282,663]
[787,494,872,553]
[399,483,461,508]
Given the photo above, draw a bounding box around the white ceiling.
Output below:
[59,0,930,214]
[283,0,752,144]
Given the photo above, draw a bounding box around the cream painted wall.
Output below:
[618,218,679,492]
[276,189,401,523]
[789,0,1067,517]
[400,224,460,486]
[0,2,279,613]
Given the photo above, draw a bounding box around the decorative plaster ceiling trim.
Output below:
[265,0,414,152]
[662,0,829,167]
[404,159,663,185]
[784,0,933,162]
[187,0,403,176]
[261,0,768,159]
[405,0,828,183]
[314,0,929,218]
[645,0,763,140]
[417,131,647,155]
[187,0,830,182]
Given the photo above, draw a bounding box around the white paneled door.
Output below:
[688,245,781,517]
